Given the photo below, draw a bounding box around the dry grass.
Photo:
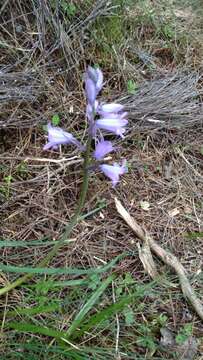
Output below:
[0,0,203,358]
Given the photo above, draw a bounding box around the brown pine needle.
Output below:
[115,197,203,322]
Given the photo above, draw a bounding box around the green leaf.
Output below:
[16,161,28,175]
[0,239,60,248]
[184,231,203,239]
[3,175,13,184]
[127,79,138,94]
[137,336,157,351]
[51,114,60,126]
[80,202,107,220]
[66,274,115,338]
[62,2,77,17]
[88,273,101,290]
[123,307,134,326]
[6,303,60,317]
[124,272,135,285]
[115,285,123,297]
[7,322,68,341]
[175,323,193,344]
[74,292,145,339]
[0,254,123,276]
[157,314,168,326]
[29,279,88,289]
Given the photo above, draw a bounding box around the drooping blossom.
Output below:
[100,160,128,187]
[95,117,128,138]
[43,123,84,151]
[93,140,115,160]
[98,103,124,114]
[98,110,128,119]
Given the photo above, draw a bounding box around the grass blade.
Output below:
[0,254,123,276]
[5,303,60,317]
[0,239,73,248]
[73,294,135,338]
[66,274,115,338]
[7,322,68,340]
[7,275,115,344]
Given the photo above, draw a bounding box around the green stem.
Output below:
[0,136,92,296]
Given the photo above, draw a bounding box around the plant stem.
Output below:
[0,136,92,296]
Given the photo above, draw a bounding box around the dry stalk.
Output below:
[115,197,203,322]
[137,242,159,280]
[119,72,203,129]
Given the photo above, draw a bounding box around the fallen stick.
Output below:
[115,197,203,322]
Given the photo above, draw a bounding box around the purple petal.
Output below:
[96,118,128,127]
[100,161,127,187]
[71,138,86,151]
[98,111,128,119]
[86,66,103,94]
[44,123,84,151]
[86,103,94,122]
[119,159,128,174]
[43,142,57,151]
[93,140,114,160]
[85,78,96,105]
[94,100,99,112]
[119,111,128,119]
[47,123,73,143]
[95,118,128,137]
[99,103,124,113]
[86,101,99,123]
[87,66,98,83]
[95,68,103,93]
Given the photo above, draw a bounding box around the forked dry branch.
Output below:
[115,197,203,322]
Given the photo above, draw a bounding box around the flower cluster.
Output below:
[43,66,128,187]
[85,66,128,186]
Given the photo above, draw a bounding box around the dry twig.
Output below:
[115,197,203,321]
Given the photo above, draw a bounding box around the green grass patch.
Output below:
[1,265,177,358]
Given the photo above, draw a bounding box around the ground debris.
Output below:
[160,327,198,360]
